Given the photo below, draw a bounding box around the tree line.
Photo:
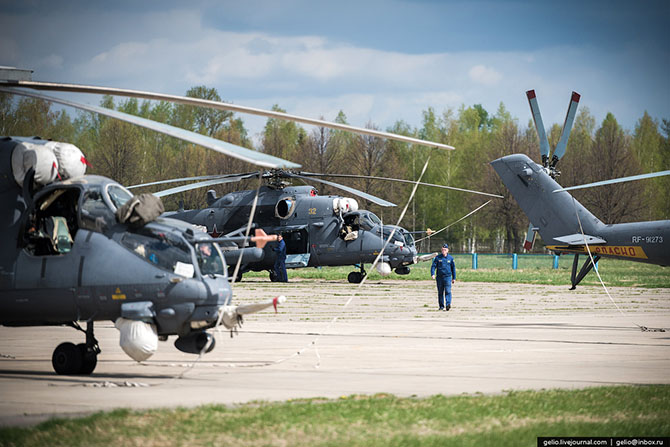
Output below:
[1,87,668,254]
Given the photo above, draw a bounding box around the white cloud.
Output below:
[468,65,502,86]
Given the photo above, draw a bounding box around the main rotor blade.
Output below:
[153,173,260,197]
[526,90,551,166]
[0,87,299,169]
[288,173,396,207]
[553,170,670,193]
[299,172,503,199]
[129,172,259,189]
[551,91,580,167]
[2,80,456,151]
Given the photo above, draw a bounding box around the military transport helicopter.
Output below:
[491,90,670,289]
[0,69,302,375]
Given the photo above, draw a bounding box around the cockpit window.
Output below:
[403,231,414,246]
[79,186,116,233]
[196,242,225,276]
[121,229,195,277]
[23,188,79,256]
[367,213,382,225]
[106,184,132,210]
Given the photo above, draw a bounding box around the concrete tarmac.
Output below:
[1,280,669,426]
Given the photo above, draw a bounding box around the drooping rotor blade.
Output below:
[153,173,260,197]
[288,173,396,207]
[553,170,670,193]
[299,172,503,199]
[551,91,580,167]
[1,79,455,151]
[129,172,259,189]
[526,90,551,166]
[0,87,300,169]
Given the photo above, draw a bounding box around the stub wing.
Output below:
[219,296,286,330]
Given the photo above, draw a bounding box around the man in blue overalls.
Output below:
[273,234,288,282]
[431,243,456,311]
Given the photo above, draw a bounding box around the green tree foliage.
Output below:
[261,105,305,161]
[2,89,667,252]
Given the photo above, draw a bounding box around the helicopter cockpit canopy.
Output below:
[23,177,134,255]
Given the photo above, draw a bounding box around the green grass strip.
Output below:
[2,385,669,446]
[246,256,670,288]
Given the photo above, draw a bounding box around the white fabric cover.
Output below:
[376,262,392,276]
[11,141,59,186]
[332,197,359,214]
[114,317,158,362]
[48,141,87,180]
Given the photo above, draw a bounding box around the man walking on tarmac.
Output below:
[431,243,456,311]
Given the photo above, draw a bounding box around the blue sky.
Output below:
[1,0,668,143]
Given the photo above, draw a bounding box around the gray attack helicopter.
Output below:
[132,168,501,283]
[0,68,304,375]
[492,89,670,289]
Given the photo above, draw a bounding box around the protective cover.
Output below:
[114,317,158,362]
[115,193,165,227]
[11,141,60,186]
[48,141,88,179]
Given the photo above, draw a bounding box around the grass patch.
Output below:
[2,386,669,446]
[244,255,670,288]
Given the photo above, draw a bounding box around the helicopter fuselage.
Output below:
[166,185,418,275]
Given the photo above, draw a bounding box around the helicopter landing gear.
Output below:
[347,265,366,284]
[52,321,100,375]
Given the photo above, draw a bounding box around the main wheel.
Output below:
[77,343,98,375]
[52,342,83,375]
[347,272,362,283]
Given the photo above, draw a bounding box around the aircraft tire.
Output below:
[77,343,98,375]
[52,342,83,375]
[347,272,362,284]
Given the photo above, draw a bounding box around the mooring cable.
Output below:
[570,197,665,332]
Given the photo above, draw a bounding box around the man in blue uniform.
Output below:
[431,243,456,311]
[273,234,288,282]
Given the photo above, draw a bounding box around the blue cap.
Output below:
[442,243,449,248]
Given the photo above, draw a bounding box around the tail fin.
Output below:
[490,154,604,245]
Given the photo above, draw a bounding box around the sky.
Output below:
[1,0,668,145]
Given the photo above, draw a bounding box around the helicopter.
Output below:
[132,165,502,283]
[491,90,670,289]
[0,69,302,375]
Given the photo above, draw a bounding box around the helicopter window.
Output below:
[275,198,296,219]
[367,213,382,225]
[24,188,80,256]
[106,184,133,210]
[403,231,414,246]
[196,242,225,276]
[121,230,194,277]
[79,187,116,234]
[340,214,360,241]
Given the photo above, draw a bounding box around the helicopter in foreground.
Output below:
[0,69,300,375]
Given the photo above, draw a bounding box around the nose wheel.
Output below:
[347,265,366,283]
[52,321,100,375]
